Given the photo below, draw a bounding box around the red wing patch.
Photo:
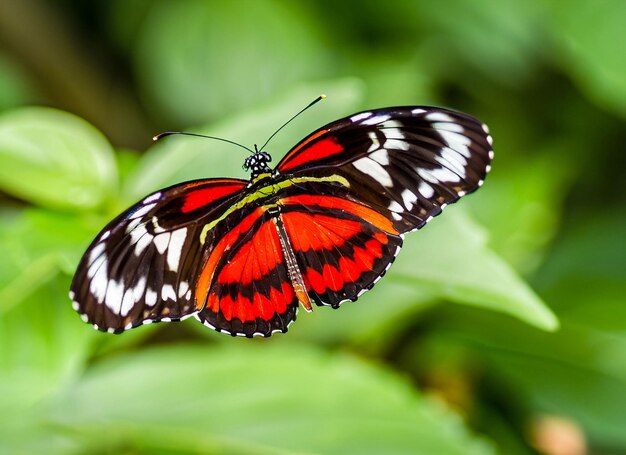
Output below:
[195,210,298,337]
[279,196,403,307]
[280,212,362,251]
[278,135,343,172]
[181,180,246,213]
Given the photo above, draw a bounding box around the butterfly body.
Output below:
[71,106,493,337]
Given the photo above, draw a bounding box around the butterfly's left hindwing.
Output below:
[277,193,403,307]
[70,179,246,333]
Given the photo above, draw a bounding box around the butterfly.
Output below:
[70,103,493,337]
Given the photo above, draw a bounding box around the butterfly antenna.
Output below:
[153,132,255,154]
[258,94,326,152]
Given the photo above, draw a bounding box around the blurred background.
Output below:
[0,0,624,454]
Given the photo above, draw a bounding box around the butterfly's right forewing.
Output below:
[70,178,247,333]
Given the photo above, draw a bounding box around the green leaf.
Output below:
[0,276,97,397]
[0,208,107,312]
[392,210,558,331]
[466,152,572,273]
[44,344,495,455]
[423,309,626,450]
[285,209,557,348]
[412,0,542,86]
[123,78,364,201]
[0,53,34,111]
[548,0,626,118]
[280,278,438,350]
[0,107,117,210]
[135,0,330,124]
[533,210,626,332]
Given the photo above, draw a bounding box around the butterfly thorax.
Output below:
[244,151,272,179]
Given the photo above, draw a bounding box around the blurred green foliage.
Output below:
[0,0,624,454]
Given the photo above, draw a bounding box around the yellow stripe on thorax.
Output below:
[200,174,349,244]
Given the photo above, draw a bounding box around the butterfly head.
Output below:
[243,149,272,178]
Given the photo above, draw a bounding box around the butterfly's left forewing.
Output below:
[277,106,493,235]
[70,178,247,333]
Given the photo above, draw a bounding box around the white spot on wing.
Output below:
[389,200,402,211]
[388,200,403,220]
[120,289,134,317]
[353,158,393,187]
[433,121,464,133]
[401,189,418,211]
[381,128,404,140]
[361,114,391,126]
[100,230,110,241]
[145,288,157,307]
[88,243,105,266]
[126,217,141,233]
[130,203,156,220]
[154,232,171,254]
[426,112,454,122]
[418,167,460,183]
[438,130,472,158]
[132,276,146,303]
[178,281,189,298]
[412,108,427,115]
[89,258,108,303]
[87,254,106,279]
[436,148,467,177]
[143,192,162,204]
[161,284,176,301]
[104,279,124,314]
[167,228,187,271]
[134,234,152,256]
[418,181,434,198]
[350,112,372,122]
[370,149,389,165]
[367,131,380,153]
[384,139,409,151]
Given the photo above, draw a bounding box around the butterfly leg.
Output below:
[271,211,313,312]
